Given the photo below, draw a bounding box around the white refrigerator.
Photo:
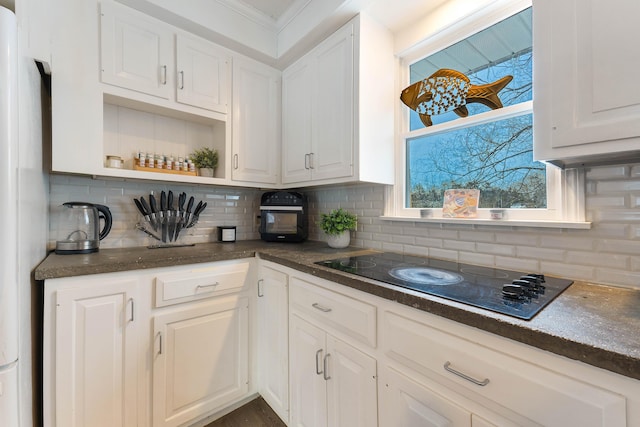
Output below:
[0,6,20,426]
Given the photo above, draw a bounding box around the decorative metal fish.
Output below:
[400,68,513,127]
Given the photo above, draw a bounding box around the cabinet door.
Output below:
[534,0,640,162]
[325,336,377,427]
[289,315,328,427]
[100,1,172,99]
[55,279,140,427]
[379,365,471,427]
[176,34,230,113]
[311,22,354,182]
[232,57,280,184]
[153,296,249,427]
[282,58,313,184]
[257,264,289,423]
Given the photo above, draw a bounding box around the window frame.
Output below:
[385,0,588,227]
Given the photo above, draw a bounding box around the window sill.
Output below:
[379,216,592,229]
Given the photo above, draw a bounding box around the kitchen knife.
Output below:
[149,194,158,213]
[185,196,195,229]
[140,196,157,231]
[134,198,147,216]
[149,194,159,232]
[194,201,207,216]
[168,191,174,211]
[174,193,187,241]
[160,191,167,243]
[167,190,175,241]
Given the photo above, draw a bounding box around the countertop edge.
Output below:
[35,242,640,382]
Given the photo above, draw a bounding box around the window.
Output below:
[388,2,585,225]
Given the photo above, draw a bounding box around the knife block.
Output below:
[136,211,199,247]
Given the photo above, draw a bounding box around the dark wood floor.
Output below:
[203,397,286,427]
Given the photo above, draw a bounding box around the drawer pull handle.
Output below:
[315,349,323,375]
[444,361,489,386]
[312,303,332,313]
[323,353,331,380]
[196,282,219,291]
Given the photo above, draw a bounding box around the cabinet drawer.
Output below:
[290,277,376,347]
[154,260,250,307]
[382,311,626,427]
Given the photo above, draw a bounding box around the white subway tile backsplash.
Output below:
[495,256,539,272]
[586,165,629,179]
[48,161,640,290]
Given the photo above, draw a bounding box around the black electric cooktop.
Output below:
[315,252,573,320]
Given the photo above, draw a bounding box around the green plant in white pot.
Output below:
[190,147,218,177]
[320,208,357,248]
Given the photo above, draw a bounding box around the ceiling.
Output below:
[236,0,299,21]
[229,0,450,32]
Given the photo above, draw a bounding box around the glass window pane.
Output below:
[408,8,532,130]
[406,113,547,209]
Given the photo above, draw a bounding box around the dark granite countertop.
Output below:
[35,240,640,381]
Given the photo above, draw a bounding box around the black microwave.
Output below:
[259,191,308,242]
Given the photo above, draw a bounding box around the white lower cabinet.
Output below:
[47,274,143,427]
[289,315,376,427]
[289,275,377,427]
[43,259,253,427]
[379,365,471,427]
[152,295,249,427]
[381,309,627,427]
[257,261,290,423]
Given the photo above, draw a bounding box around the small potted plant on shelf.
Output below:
[190,147,218,177]
[319,208,357,248]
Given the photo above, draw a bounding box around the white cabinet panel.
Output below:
[311,23,354,182]
[55,278,140,427]
[289,315,328,427]
[232,57,280,184]
[257,263,290,423]
[379,365,471,427]
[325,336,377,427]
[176,34,230,113]
[282,60,313,184]
[382,310,626,427]
[534,0,640,165]
[153,296,249,427]
[100,1,172,99]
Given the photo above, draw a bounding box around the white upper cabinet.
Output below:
[100,1,230,115]
[232,56,280,185]
[176,34,230,114]
[282,14,395,186]
[533,0,640,166]
[100,1,173,99]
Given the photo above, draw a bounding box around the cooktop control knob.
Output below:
[502,284,527,300]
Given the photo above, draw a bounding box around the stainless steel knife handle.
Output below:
[444,361,489,386]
